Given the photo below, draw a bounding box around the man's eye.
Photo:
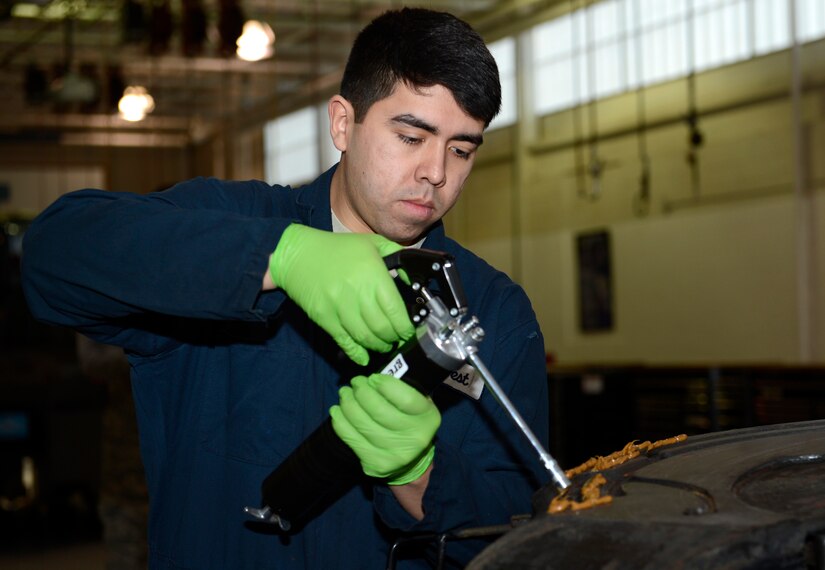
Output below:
[451,147,472,160]
[398,134,421,145]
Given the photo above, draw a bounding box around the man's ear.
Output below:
[328,95,353,152]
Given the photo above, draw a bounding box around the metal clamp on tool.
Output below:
[244,249,569,533]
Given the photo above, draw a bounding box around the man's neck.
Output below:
[330,207,426,249]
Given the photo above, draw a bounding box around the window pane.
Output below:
[528,0,801,120]
[693,0,724,11]
[624,0,637,35]
[638,0,688,27]
[318,103,339,172]
[640,26,664,82]
[574,49,590,103]
[533,16,574,62]
[662,0,689,21]
[625,34,642,89]
[487,37,517,131]
[274,107,316,147]
[592,0,623,43]
[572,10,588,54]
[592,42,624,97]
[488,37,515,75]
[534,58,577,115]
[720,1,750,63]
[665,20,689,79]
[276,146,317,187]
[489,78,517,130]
[753,0,790,54]
[640,20,687,84]
[693,2,749,71]
[798,0,825,43]
[263,121,277,151]
[263,121,278,184]
[264,105,320,186]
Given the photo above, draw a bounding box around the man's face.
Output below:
[329,82,485,245]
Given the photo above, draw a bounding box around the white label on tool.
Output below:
[444,364,483,400]
[381,353,409,378]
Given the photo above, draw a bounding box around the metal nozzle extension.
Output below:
[243,505,291,532]
[465,351,570,491]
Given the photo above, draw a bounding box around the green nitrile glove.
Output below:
[330,373,441,486]
[269,224,415,366]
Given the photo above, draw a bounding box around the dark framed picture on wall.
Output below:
[576,229,613,332]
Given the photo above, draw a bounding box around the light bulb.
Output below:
[118,85,155,122]
[236,20,275,62]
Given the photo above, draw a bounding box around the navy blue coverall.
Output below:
[21,165,550,569]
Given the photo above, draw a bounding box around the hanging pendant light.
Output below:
[236,20,275,62]
[118,85,155,122]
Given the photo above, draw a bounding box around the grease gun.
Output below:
[244,248,570,532]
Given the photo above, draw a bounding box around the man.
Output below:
[22,8,549,569]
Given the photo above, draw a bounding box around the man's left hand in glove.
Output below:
[330,373,441,489]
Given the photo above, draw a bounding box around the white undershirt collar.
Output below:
[331,208,426,249]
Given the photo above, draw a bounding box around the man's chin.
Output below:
[387,227,428,247]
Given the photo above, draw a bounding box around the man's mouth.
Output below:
[400,199,435,218]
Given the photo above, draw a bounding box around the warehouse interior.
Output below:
[0,0,824,567]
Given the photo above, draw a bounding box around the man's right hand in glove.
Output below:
[265,223,415,366]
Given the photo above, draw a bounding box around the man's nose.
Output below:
[415,144,446,188]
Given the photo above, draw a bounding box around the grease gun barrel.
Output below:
[465,351,570,490]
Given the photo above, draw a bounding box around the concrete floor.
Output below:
[0,541,105,570]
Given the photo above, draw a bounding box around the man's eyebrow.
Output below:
[391,114,484,147]
[392,114,437,134]
[454,132,484,147]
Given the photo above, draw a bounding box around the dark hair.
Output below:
[340,8,501,128]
